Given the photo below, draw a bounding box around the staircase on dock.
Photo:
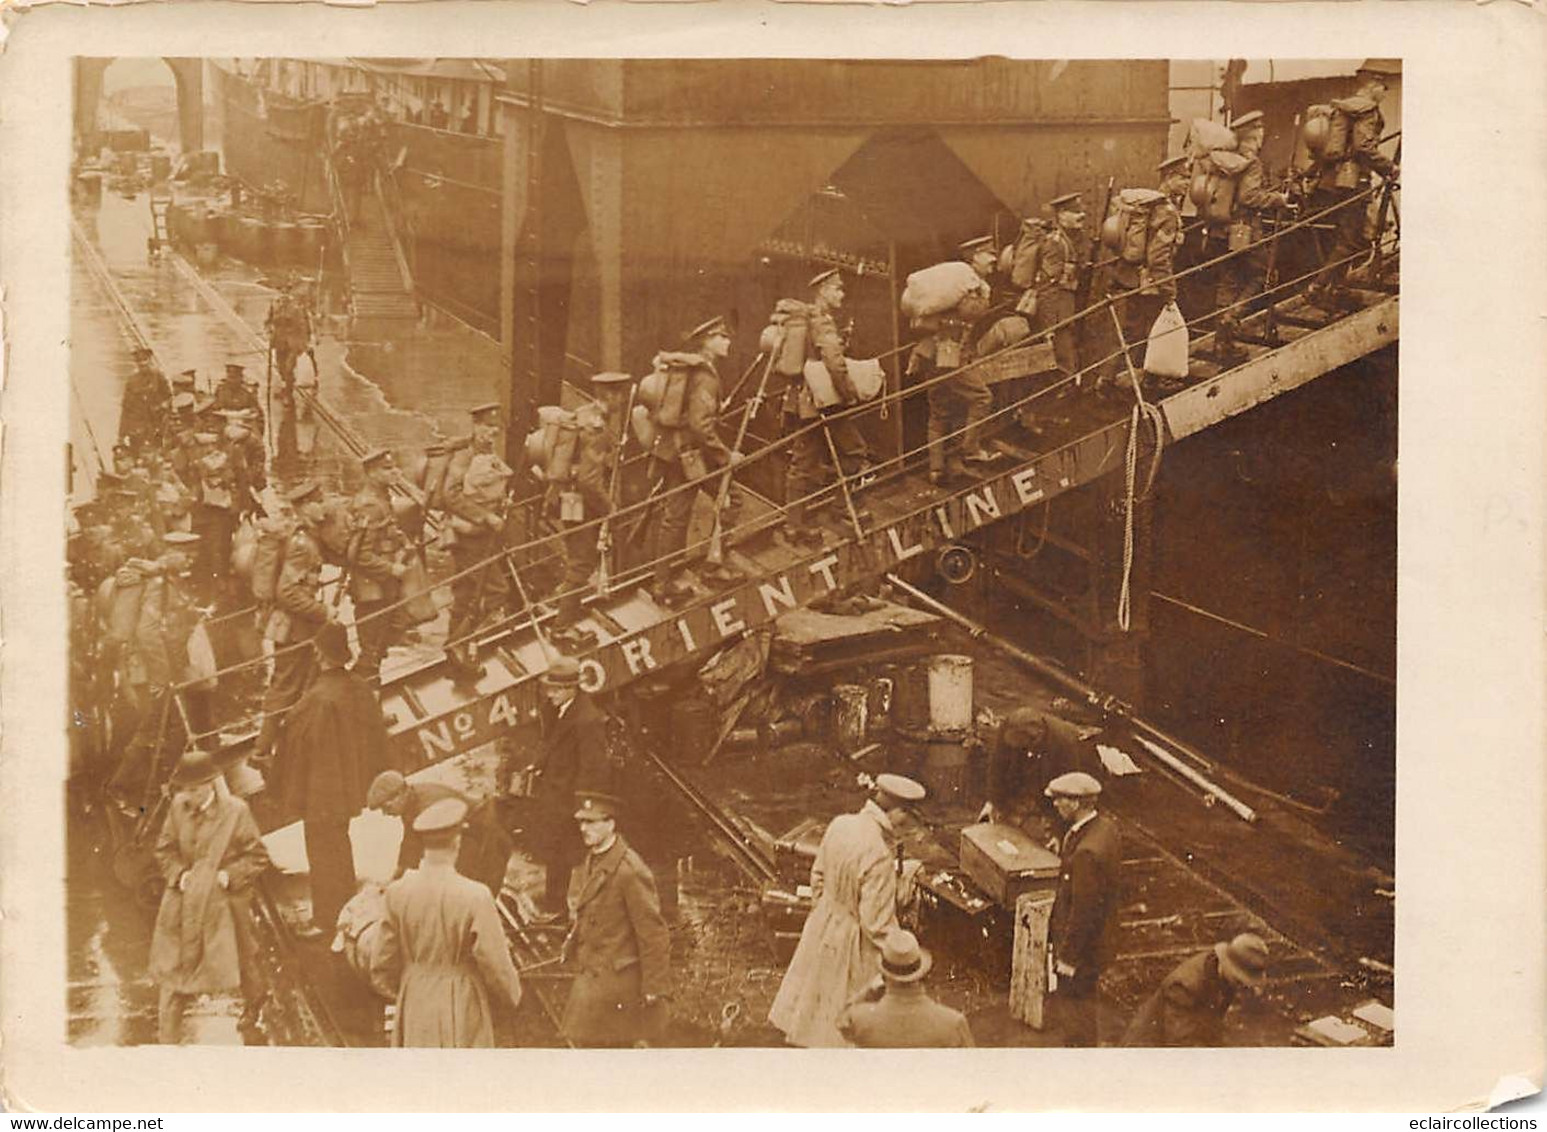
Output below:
[344,190,418,321]
[375,264,1401,773]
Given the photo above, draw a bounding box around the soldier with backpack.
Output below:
[441,403,513,679]
[1213,112,1292,365]
[1304,60,1400,310]
[643,317,740,607]
[265,277,314,397]
[1092,166,1185,391]
[1026,193,1089,385]
[348,449,415,682]
[255,480,335,763]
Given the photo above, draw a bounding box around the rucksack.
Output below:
[1190,150,1251,224]
[1101,188,1166,266]
[644,353,695,429]
[250,514,297,603]
[1010,223,1047,290]
[421,435,470,512]
[761,299,810,377]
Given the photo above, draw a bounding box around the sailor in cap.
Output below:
[1306,59,1399,308]
[1044,769,1122,1046]
[440,401,513,681]
[376,794,525,1047]
[561,790,672,1047]
[769,771,925,1047]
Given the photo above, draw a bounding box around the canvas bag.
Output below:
[1142,302,1190,379]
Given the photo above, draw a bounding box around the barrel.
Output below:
[890,661,932,736]
[926,654,974,733]
[920,737,972,802]
[830,684,869,752]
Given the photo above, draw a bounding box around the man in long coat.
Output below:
[1046,770,1123,1046]
[1121,932,1269,1047]
[767,773,925,1048]
[561,793,672,1047]
[151,750,272,1043]
[274,622,389,937]
[373,797,524,1047]
[527,656,612,917]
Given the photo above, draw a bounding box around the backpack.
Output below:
[250,513,297,603]
[1101,188,1166,266]
[421,436,470,512]
[1186,117,1237,156]
[762,299,810,377]
[1190,150,1251,224]
[1010,223,1047,290]
[1322,96,1375,163]
[645,353,695,429]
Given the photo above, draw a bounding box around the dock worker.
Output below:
[1306,59,1400,311]
[255,479,334,763]
[1121,932,1269,1047]
[560,792,673,1047]
[272,622,389,939]
[1092,168,1185,391]
[912,235,1001,487]
[524,655,613,921]
[442,402,513,681]
[1046,770,1123,1047]
[646,316,740,607]
[978,707,1102,830]
[1213,112,1292,366]
[374,796,525,1048]
[778,269,877,549]
[1027,193,1089,386]
[836,929,975,1048]
[348,448,415,681]
[768,772,926,1048]
[366,770,513,897]
[150,749,272,1043]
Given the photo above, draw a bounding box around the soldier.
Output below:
[348,448,414,681]
[779,269,876,549]
[265,278,314,396]
[1027,193,1089,385]
[255,480,334,762]
[1093,168,1186,390]
[646,317,740,607]
[1213,112,1292,365]
[442,403,512,678]
[189,432,238,604]
[1306,60,1400,309]
[120,346,169,453]
[548,372,634,648]
[1045,770,1123,1047]
[213,362,265,430]
[217,409,267,520]
[912,236,1000,486]
[561,792,673,1048]
[374,797,525,1048]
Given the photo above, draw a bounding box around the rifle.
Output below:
[705,343,780,570]
[1076,176,1116,313]
[594,381,639,596]
[1371,138,1401,279]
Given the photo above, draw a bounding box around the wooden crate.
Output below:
[959,821,1060,908]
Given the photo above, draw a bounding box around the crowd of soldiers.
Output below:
[71,63,1395,1049]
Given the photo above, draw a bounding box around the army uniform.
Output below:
[257,482,331,760]
[648,318,738,603]
[914,238,999,483]
[1309,60,1400,306]
[349,451,414,681]
[265,286,313,393]
[120,348,170,453]
[218,411,267,519]
[1214,114,1290,361]
[213,363,266,434]
[780,270,875,545]
[1029,194,1088,381]
[1095,180,1185,387]
[443,404,512,656]
[189,435,238,604]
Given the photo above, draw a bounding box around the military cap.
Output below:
[1049,191,1084,211]
[1045,770,1102,799]
[1157,153,1190,174]
[1229,110,1265,131]
[286,479,323,504]
[470,401,502,424]
[1216,932,1270,987]
[412,795,469,834]
[171,749,222,788]
[366,770,409,811]
[958,235,996,259]
[574,792,623,822]
[163,530,201,545]
[874,773,926,803]
[223,363,245,377]
[541,655,581,688]
[1357,59,1401,79]
[808,267,842,290]
[360,447,393,468]
[590,371,633,387]
[684,315,730,345]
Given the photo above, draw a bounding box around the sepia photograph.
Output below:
[59,52,1404,1055]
